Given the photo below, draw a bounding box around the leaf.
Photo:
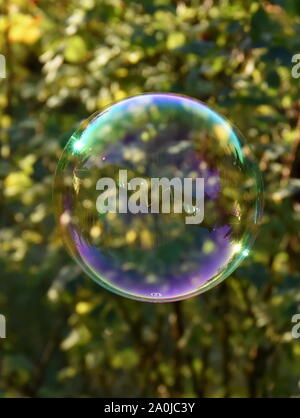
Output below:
[64,36,88,63]
[9,14,42,44]
[166,32,186,50]
[177,40,214,55]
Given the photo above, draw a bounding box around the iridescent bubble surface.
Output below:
[54,93,263,302]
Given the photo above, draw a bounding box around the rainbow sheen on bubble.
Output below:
[53,93,263,302]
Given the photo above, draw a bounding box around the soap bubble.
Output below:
[53,93,263,302]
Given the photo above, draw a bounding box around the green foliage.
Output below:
[0,0,300,398]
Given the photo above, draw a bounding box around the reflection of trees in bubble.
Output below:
[54,95,262,299]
